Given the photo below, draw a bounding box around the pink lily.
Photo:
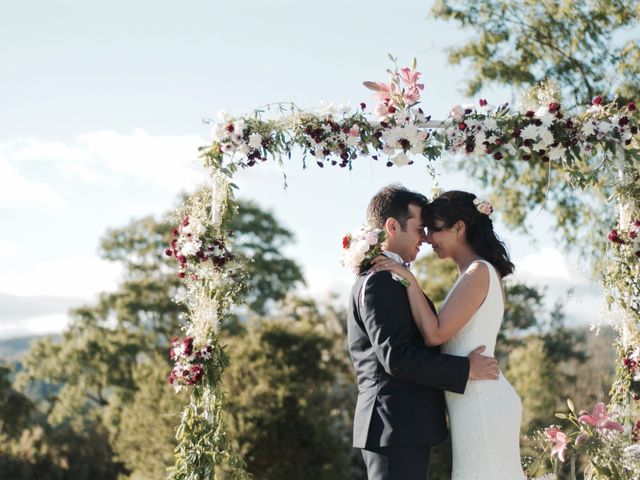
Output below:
[578,402,624,433]
[545,427,569,462]
[399,67,420,85]
[363,81,393,102]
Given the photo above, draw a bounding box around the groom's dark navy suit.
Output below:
[348,268,470,479]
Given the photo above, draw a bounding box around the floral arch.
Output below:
[165,60,639,479]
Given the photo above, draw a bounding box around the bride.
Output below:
[370,190,526,480]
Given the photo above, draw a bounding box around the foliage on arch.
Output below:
[166,60,639,479]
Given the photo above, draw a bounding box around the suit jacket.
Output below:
[347,271,470,448]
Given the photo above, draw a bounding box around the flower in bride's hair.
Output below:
[473,197,493,216]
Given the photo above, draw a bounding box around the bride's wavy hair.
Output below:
[424,190,515,278]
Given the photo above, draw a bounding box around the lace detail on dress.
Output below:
[442,260,525,480]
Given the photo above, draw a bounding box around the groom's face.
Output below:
[387,203,427,263]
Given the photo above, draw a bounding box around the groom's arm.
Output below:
[361,272,470,394]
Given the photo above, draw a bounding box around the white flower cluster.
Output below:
[622,444,640,479]
[212,116,263,156]
[341,226,384,274]
[177,218,207,256]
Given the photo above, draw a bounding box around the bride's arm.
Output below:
[370,258,490,346]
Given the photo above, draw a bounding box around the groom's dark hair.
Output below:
[367,184,428,230]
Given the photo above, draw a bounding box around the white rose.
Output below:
[540,128,554,147]
[535,107,555,127]
[365,230,380,246]
[355,239,370,255]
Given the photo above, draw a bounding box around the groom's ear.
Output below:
[384,217,396,236]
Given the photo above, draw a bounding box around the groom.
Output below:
[347,184,499,480]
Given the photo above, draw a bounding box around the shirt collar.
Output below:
[382,250,409,267]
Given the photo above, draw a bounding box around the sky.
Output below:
[0,0,605,339]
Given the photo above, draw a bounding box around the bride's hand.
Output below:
[369,256,414,282]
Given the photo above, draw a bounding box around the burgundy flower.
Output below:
[619,116,629,127]
[548,102,560,113]
[512,128,521,138]
[458,122,467,131]
[479,98,488,107]
[182,337,194,356]
[628,101,636,112]
[387,106,397,114]
[360,102,366,110]
[464,108,472,114]
[465,142,475,153]
[493,152,503,160]
[172,228,179,237]
[225,123,235,133]
[608,229,625,245]
[525,110,535,118]
[177,272,186,279]
[631,126,638,134]
[181,216,190,227]
[165,248,173,257]
[592,96,603,105]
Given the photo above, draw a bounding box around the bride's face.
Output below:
[425,220,459,259]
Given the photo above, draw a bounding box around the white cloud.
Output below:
[0,130,210,210]
[0,155,64,208]
[76,129,207,190]
[0,313,70,339]
[0,255,123,298]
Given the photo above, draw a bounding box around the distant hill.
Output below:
[0,334,60,363]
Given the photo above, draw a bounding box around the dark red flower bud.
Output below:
[182,216,189,227]
[619,116,629,127]
[592,96,603,105]
[525,111,535,118]
[465,143,475,153]
[479,99,488,107]
[177,272,186,278]
[522,155,531,161]
[165,248,173,256]
[172,228,179,237]
[631,126,638,134]
[360,102,366,110]
[458,122,467,131]
[226,123,235,133]
[386,161,393,167]
[464,108,472,114]
[387,106,397,114]
[493,152,503,160]
[548,102,560,113]
[628,101,636,112]
[512,129,521,138]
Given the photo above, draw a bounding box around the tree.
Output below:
[431,0,640,106]
[220,295,359,480]
[15,196,306,478]
[428,0,637,259]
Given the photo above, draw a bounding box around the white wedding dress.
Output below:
[441,260,525,479]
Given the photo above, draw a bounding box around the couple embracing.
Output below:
[347,185,526,479]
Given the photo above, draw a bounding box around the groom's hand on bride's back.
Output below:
[467,346,500,381]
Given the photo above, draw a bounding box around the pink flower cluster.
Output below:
[365,64,424,117]
[166,216,234,279]
[167,335,214,391]
[544,402,624,463]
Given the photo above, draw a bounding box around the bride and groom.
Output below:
[347,184,525,479]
